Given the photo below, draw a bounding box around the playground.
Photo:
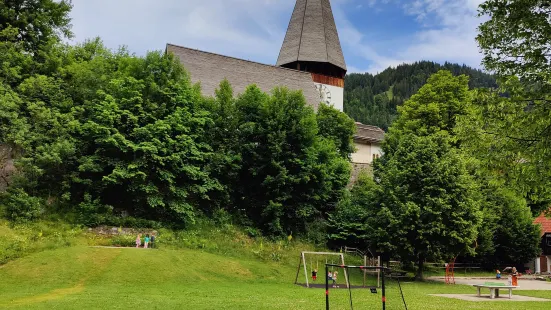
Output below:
[0,246,550,309]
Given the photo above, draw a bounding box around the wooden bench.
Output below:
[472,284,518,299]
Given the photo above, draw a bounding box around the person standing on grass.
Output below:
[150,234,156,249]
[312,269,317,281]
[144,234,150,248]
[327,271,332,283]
[135,234,142,248]
[332,271,338,288]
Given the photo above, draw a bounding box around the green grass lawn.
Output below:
[0,246,550,309]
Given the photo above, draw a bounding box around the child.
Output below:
[135,234,142,248]
[511,267,519,286]
[150,234,156,249]
[332,271,338,288]
[496,270,501,279]
[327,271,332,283]
[312,269,317,281]
[144,234,150,249]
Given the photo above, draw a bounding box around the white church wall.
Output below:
[351,142,372,164]
[314,83,344,112]
[371,143,383,160]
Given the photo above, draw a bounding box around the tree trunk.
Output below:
[415,256,424,281]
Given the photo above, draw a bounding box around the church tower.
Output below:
[277,0,347,111]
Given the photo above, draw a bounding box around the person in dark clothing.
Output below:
[312,269,317,281]
[150,234,156,249]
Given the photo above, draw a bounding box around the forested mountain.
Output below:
[344,61,497,130]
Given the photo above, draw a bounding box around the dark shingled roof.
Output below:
[354,123,385,144]
[166,44,322,110]
[276,0,346,71]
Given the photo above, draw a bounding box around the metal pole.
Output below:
[345,267,354,310]
[377,256,381,288]
[382,267,386,310]
[326,264,329,310]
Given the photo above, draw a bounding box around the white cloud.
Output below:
[69,0,295,62]
[335,0,486,73]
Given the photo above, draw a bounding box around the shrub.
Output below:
[1,188,43,223]
[76,194,113,227]
[0,220,82,265]
[110,234,137,247]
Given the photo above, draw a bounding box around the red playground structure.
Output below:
[445,257,457,285]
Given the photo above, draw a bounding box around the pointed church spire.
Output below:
[277,0,346,74]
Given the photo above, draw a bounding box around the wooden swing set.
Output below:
[294,251,349,288]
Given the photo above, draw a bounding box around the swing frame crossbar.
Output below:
[295,251,349,288]
[325,264,408,310]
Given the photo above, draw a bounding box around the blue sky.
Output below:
[69,0,486,74]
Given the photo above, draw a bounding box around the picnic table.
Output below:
[472,283,518,299]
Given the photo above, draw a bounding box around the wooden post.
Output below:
[340,254,349,288]
[363,255,367,288]
[294,254,303,285]
[302,252,309,288]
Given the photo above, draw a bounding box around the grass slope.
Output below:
[0,246,550,309]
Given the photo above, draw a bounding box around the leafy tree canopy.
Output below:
[478,0,551,84]
[459,0,551,216]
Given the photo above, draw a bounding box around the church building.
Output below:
[166,0,383,165]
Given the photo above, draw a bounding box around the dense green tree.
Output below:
[472,184,541,267]
[1,40,220,225]
[374,132,482,280]
[349,72,484,279]
[327,171,379,250]
[478,0,551,84]
[202,80,241,212]
[456,87,551,216]
[332,71,541,277]
[316,103,356,159]
[233,86,350,236]
[0,0,72,85]
[384,70,541,271]
[460,0,551,216]
[392,70,470,136]
[0,0,72,51]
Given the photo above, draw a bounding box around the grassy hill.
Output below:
[1,236,550,309]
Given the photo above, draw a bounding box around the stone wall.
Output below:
[349,162,373,187]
